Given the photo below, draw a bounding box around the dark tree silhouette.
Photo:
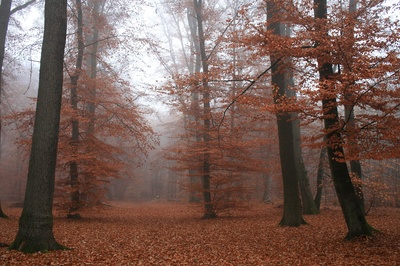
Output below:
[9,0,68,253]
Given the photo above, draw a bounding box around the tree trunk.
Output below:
[343,0,365,215]
[314,146,326,210]
[314,0,373,239]
[0,0,12,162]
[9,0,68,253]
[0,0,11,220]
[267,2,306,226]
[187,5,202,203]
[293,117,319,214]
[194,0,216,219]
[69,0,84,214]
[86,0,102,134]
[262,174,272,203]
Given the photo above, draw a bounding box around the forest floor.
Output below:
[0,201,399,265]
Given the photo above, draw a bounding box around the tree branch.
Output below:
[10,0,36,15]
[218,56,282,129]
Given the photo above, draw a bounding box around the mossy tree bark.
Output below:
[314,0,373,239]
[9,0,68,253]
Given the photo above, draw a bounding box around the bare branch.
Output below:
[10,0,36,15]
[218,57,282,129]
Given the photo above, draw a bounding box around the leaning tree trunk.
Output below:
[314,0,373,239]
[267,1,306,226]
[9,0,68,253]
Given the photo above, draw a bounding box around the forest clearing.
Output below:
[1,201,399,265]
[1,0,400,258]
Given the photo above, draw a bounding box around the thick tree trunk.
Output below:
[194,0,216,219]
[314,0,373,239]
[267,2,306,226]
[9,0,68,253]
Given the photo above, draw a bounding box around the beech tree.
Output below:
[157,0,275,216]
[193,0,215,218]
[9,0,68,253]
[267,1,306,226]
[39,0,154,214]
[313,0,372,239]
[237,0,398,235]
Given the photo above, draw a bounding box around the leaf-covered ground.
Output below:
[1,202,399,265]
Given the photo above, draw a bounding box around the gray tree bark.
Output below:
[267,1,306,226]
[9,0,68,253]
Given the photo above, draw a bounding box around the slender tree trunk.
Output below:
[343,0,365,215]
[314,0,373,239]
[187,5,202,203]
[267,2,306,226]
[194,0,216,219]
[9,0,68,253]
[293,117,319,214]
[314,146,326,210]
[262,174,272,203]
[79,0,104,205]
[87,0,101,134]
[68,0,84,215]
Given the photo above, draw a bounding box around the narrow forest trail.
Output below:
[1,202,399,265]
